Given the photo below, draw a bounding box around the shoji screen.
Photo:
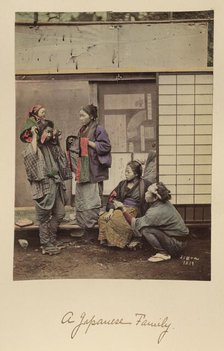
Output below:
[158,73,213,205]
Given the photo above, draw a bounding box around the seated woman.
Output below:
[98,160,151,248]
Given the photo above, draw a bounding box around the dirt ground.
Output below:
[13,228,211,281]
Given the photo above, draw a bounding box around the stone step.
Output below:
[14,206,99,232]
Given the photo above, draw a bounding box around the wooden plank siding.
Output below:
[15,23,208,74]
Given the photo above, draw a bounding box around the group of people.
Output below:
[20,103,189,262]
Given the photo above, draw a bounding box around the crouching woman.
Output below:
[98,160,151,248]
[113,182,189,261]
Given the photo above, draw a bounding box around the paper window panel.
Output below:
[195,115,212,124]
[177,155,194,165]
[195,145,212,154]
[195,84,213,94]
[195,75,213,84]
[195,94,213,104]
[177,145,194,154]
[177,175,194,184]
[159,115,176,125]
[159,85,177,95]
[166,185,176,194]
[177,125,194,135]
[159,145,176,155]
[177,195,194,204]
[159,175,176,184]
[195,185,211,194]
[159,135,176,145]
[195,125,212,135]
[195,175,212,184]
[170,195,177,204]
[160,155,176,165]
[177,135,194,144]
[195,165,212,174]
[195,155,212,165]
[195,104,213,115]
[159,125,176,135]
[159,95,177,105]
[159,165,177,175]
[195,135,212,144]
[177,115,194,125]
[177,165,194,174]
[177,105,194,114]
[159,105,177,115]
[177,75,194,84]
[159,75,176,84]
[177,185,194,194]
[195,194,211,204]
[177,95,194,105]
[177,85,194,94]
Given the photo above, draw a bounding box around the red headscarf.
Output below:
[29,105,44,117]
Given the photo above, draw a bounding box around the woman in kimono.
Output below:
[98,160,151,248]
[67,104,111,233]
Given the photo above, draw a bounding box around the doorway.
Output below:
[97,79,157,193]
[98,80,157,154]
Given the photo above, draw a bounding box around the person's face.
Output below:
[145,183,158,203]
[125,165,136,181]
[79,109,91,126]
[37,108,46,120]
[41,126,53,143]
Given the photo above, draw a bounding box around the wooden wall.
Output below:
[15,23,208,74]
[16,79,89,207]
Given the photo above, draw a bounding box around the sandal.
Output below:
[127,239,142,249]
[41,243,61,255]
[51,240,67,249]
[70,230,84,238]
[148,252,171,262]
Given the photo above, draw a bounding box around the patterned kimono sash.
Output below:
[75,137,90,183]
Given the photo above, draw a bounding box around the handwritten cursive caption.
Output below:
[61,311,172,344]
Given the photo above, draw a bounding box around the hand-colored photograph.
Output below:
[14,10,213,281]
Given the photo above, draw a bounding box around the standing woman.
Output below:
[67,104,111,232]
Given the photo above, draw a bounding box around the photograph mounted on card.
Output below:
[14,9,212,282]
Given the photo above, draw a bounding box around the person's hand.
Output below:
[40,129,48,144]
[31,126,38,136]
[67,136,74,144]
[53,128,62,140]
[104,209,114,222]
[113,200,124,210]
[88,140,96,149]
